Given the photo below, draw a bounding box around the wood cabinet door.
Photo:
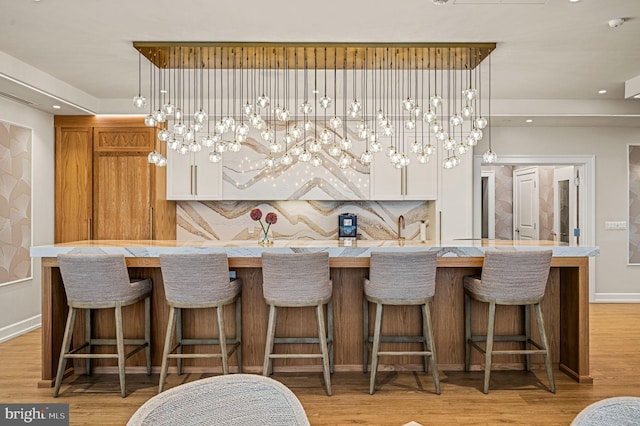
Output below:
[92,128,153,240]
[54,127,92,243]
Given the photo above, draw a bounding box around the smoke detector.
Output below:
[608,18,625,28]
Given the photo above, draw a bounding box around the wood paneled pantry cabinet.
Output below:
[54,116,176,242]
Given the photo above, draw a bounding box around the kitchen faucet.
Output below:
[397,215,405,240]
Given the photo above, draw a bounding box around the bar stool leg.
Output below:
[54,307,77,398]
[85,308,92,376]
[235,296,242,373]
[176,308,183,375]
[159,306,177,393]
[524,304,531,372]
[464,292,471,372]
[115,304,127,398]
[316,304,332,396]
[144,297,151,375]
[483,301,496,394]
[369,302,383,395]
[362,297,369,373]
[263,305,277,376]
[535,303,555,393]
[423,303,440,395]
[217,305,229,375]
[328,300,334,374]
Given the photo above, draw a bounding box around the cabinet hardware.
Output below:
[194,165,198,195]
[190,165,194,195]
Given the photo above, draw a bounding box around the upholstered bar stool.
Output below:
[363,251,440,395]
[261,252,333,396]
[158,253,242,392]
[464,249,555,394]
[54,254,152,398]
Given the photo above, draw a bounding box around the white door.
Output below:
[553,166,578,244]
[513,167,539,240]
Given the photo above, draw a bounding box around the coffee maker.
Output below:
[338,213,357,240]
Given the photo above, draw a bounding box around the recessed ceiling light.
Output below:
[52,105,61,109]
[160,89,167,94]
[634,94,640,99]
[312,89,319,94]
[569,0,580,3]
[525,119,533,123]
[598,89,607,94]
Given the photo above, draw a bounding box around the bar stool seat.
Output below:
[158,253,242,392]
[54,254,152,398]
[261,252,333,396]
[464,249,555,394]
[363,251,440,395]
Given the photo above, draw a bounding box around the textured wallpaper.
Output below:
[177,200,431,241]
[538,166,555,241]
[0,120,31,284]
[629,145,640,264]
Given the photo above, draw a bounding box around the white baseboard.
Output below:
[0,315,41,343]
[593,293,640,303]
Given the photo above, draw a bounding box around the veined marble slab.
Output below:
[31,239,600,258]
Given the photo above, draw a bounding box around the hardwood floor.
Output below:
[1,303,639,425]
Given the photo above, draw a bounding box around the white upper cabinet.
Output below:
[371,152,437,200]
[436,148,473,241]
[166,148,221,200]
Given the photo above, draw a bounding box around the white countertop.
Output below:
[30,239,600,258]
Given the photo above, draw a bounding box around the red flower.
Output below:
[265,212,278,225]
[250,208,262,221]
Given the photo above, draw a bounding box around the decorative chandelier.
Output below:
[133,43,497,171]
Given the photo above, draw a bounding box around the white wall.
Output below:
[476,125,640,300]
[0,97,54,341]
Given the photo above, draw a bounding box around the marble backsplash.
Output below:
[177,200,432,241]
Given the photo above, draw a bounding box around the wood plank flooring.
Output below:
[1,303,639,425]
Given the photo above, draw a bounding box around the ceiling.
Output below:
[1,0,640,125]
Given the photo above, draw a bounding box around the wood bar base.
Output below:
[39,256,591,386]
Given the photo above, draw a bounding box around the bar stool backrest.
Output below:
[159,253,234,305]
[58,254,133,307]
[367,251,437,300]
[479,250,553,303]
[261,252,331,303]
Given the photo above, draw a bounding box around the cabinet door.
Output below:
[166,149,195,200]
[437,149,473,240]
[405,157,438,200]
[194,153,221,200]
[55,127,92,243]
[371,154,402,200]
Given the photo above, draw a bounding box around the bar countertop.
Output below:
[30,239,599,258]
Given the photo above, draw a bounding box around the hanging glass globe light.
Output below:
[340,137,353,151]
[202,135,214,148]
[189,140,202,152]
[290,143,303,156]
[309,139,322,153]
[424,109,437,123]
[174,108,183,121]
[184,127,195,142]
[413,104,422,118]
[257,94,270,108]
[147,151,159,164]
[382,124,394,137]
[328,143,341,157]
[320,129,333,144]
[483,148,498,163]
[436,129,448,142]
[338,152,352,169]
[144,114,156,127]
[255,119,266,131]
[360,151,373,165]
[284,133,295,145]
[429,121,441,134]
[390,152,401,164]
[410,140,421,153]
[215,121,227,134]
[178,143,190,155]
[385,145,396,157]
[261,128,274,142]
[280,152,293,165]
[399,154,410,167]
[194,122,204,132]
[229,140,242,152]
[279,108,291,121]
[329,116,342,130]
[249,113,261,127]
[349,99,362,114]
[416,151,428,164]
[456,142,468,155]
[471,127,483,141]
[403,97,416,112]
[236,123,250,137]
[451,155,461,167]
[133,94,146,108]
[299,101,313,114]
[424,143,435,156]
[450,114,463,127]
[376,109,385,121]
[443,137,457,151]
[208,151,221,163]
[462,104,474,118]
[429,94,442,109]
[304,119,313,131]
[223,116,236,132]
[319,96,332,109]
[405,119,416,130]
[174,122,186,136]
[311,155,323,167]
[475,116,488,129]
[443,156,454,169]
[358,125,371,140]
[155,155,167,167]
[193,109,208,124]
[216,140,228,153]
[212,133,222,143]
[157,129,170,142]
[291,125,303,140]
[369,139,382,153]
[463,88,477,101]
[162,102,175,115]
[465,134,478,147]
[153,109,166,123]
[264,155,276,167]
[299,149,312,162]
[243,102,254,116]
[167,138,180,151]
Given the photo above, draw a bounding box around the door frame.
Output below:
[481,170,496,239]
[553,165,578,245]
[473,154,596,300]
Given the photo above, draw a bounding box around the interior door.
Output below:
[553,166,578,244]
[513,167,539,240]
